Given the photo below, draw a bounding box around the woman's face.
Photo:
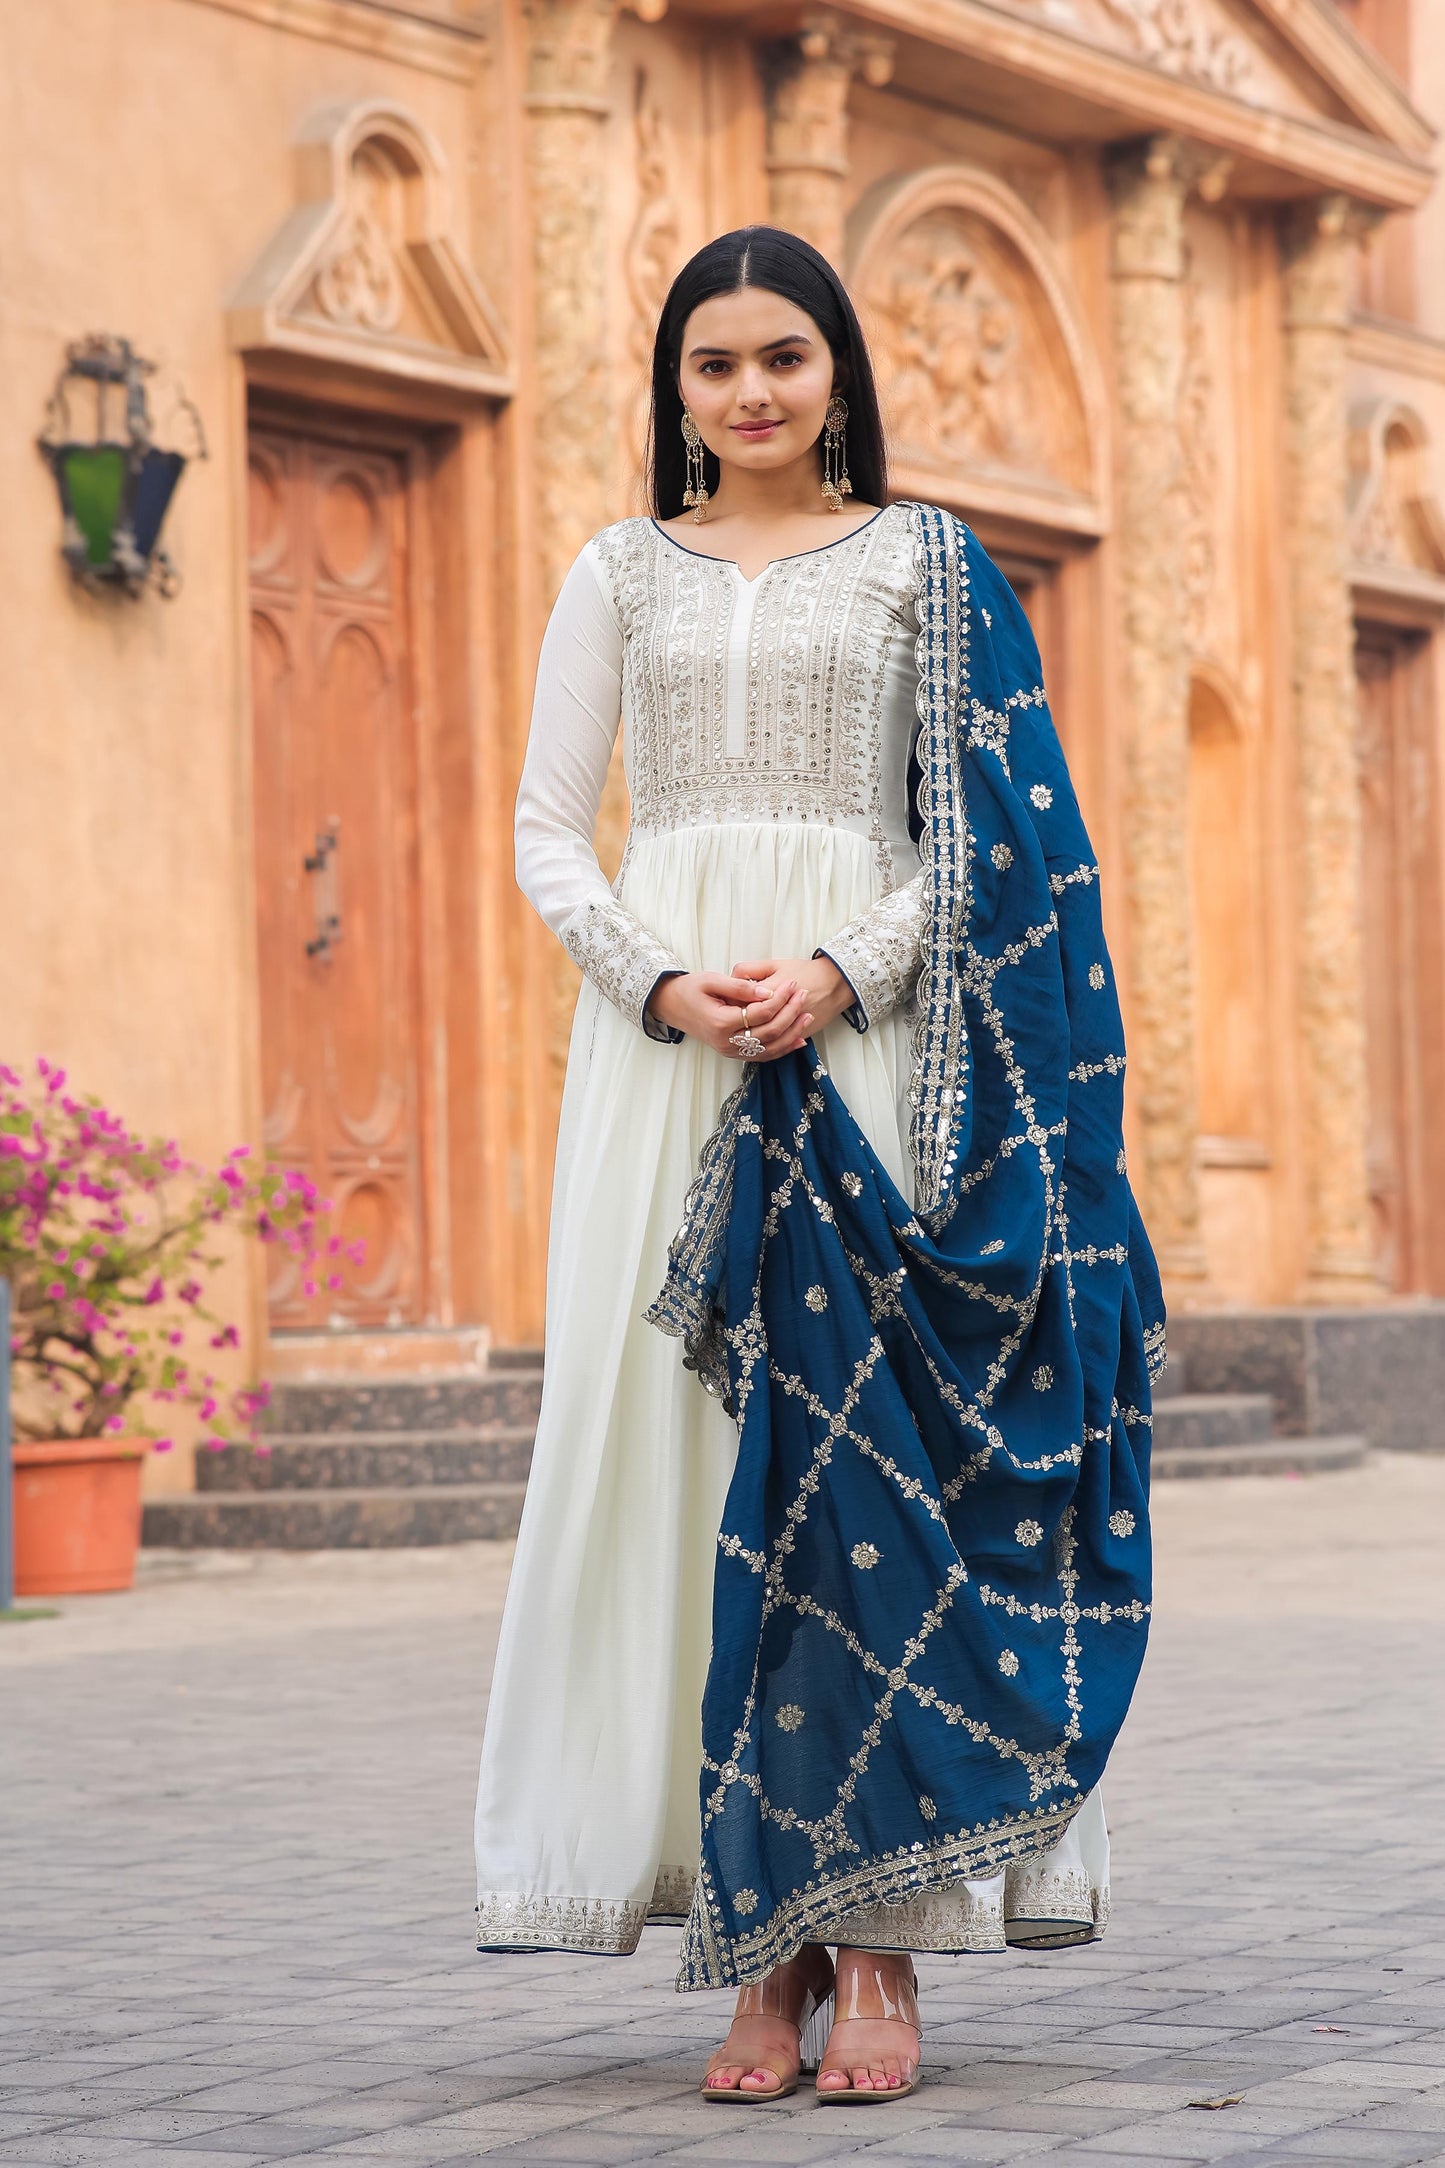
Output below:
[675,286,837,479]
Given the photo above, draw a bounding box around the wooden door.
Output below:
[1355,626,1445,1294]
[248,422,428,1329]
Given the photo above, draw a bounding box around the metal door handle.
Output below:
[305,818,341,959]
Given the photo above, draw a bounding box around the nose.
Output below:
[735,367,775,411]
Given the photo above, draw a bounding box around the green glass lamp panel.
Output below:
[62,446,126,566]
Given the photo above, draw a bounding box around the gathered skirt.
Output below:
[475,823,1109,1961]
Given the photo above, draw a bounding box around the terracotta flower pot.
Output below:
[11,1437,147,1596]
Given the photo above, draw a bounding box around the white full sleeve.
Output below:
[816,869,928,1032]
[514,540,686,1042]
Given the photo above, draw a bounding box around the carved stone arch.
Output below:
[1349,399,1445,589]
[846,165,1110,539]
[228,100,512,401]
[1186,666,1269,1178]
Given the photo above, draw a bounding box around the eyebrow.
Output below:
[685,334,815,359]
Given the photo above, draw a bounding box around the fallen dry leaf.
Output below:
[1188,2095,1244,2111]
[1313,2025,1351,2034]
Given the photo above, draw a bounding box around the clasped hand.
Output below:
[647,955,852,1060]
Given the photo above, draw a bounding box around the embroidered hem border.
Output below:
[676,1790,1089,1989]
[476,1867,698,1956]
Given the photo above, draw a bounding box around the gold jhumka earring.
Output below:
[681,408,709,523]
[822,395,852,510]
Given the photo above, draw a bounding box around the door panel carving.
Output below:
[249,424,425,1329]
[1355,627,1445,1294]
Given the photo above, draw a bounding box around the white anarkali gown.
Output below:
[475,502,1109,1962]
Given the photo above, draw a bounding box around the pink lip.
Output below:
[732,421,781,436]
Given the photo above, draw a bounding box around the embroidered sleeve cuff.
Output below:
[816,875,928,1033]
[561,896,688,1043]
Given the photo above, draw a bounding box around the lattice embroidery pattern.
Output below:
[672,505,1155,1986]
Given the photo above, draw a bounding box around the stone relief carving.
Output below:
[866,213,1041,476]
[1098,0,1253,94]
[1280,193,1382,1297]
[1348,402,1445,574]
[228,100,511,398]
[313,148,406,333]
[624,66,680,488]
[849,171,1104,521]
[1104,136,1213,1292]
[1177,243,1216,653]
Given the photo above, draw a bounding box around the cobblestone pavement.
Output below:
[3,1453,1445,2168]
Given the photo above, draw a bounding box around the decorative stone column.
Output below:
[1280,195,1381,1301]
[759,11,893,266]
[1106,136,1216,1298]
[523,0,622,607]
[522,0,630,1077]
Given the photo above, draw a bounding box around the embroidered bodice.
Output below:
[515,501,930,1040]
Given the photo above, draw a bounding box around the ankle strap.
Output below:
[734,1944,834,2025]
[832,1952,919,2028]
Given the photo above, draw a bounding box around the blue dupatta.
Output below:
[647,504,1165,1991]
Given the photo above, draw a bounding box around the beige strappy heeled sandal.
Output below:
[700,1944,836,2104]
[815,1949,921,2104]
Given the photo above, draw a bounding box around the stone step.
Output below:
[194,1427,537,1493]
[143,1482,528,1549]
[1151,1391,1275,1454]
[1151,1434,1368,1480]
[262,1369,543,1436]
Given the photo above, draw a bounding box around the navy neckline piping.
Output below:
[646,504,892,579]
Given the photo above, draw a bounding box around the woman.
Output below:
[475,226,1163,2107]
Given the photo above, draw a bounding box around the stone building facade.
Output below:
[3,0,1443,1495]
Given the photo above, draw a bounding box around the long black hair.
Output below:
[646,227,888,519]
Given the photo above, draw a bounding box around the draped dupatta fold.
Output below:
[646,504,1165,1992]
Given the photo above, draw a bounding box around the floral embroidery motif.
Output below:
[1108,1510,1136,1538]
[592,510,916,849]
[560,896,685,1041]
[919,1794,937,1821]
[991,842,1013,870]
[734,1888,759,1916]
[1033,1365,1053,1392]
[851,1541,882,1570]
[1089,963,1105,989]
[981,1238,1005,1255]
[805,1285,828,1312]
[841,1171,864,1197]
[775,1704,805,1732]
[1029,783,1053,810]
[821,875,929,1032]
[1117,1149,1128,1175]
[998,1649,1020,1677]
[1015,1519,1044,1547]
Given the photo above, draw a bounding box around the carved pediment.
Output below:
[848,166,1109,538]
[229,101,511,400]
[1002,0,1431,153]
[1349,401,1445,603]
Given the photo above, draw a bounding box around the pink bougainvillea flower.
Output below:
[153,1438,174,1453]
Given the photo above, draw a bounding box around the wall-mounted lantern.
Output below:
[37,334,206,598]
